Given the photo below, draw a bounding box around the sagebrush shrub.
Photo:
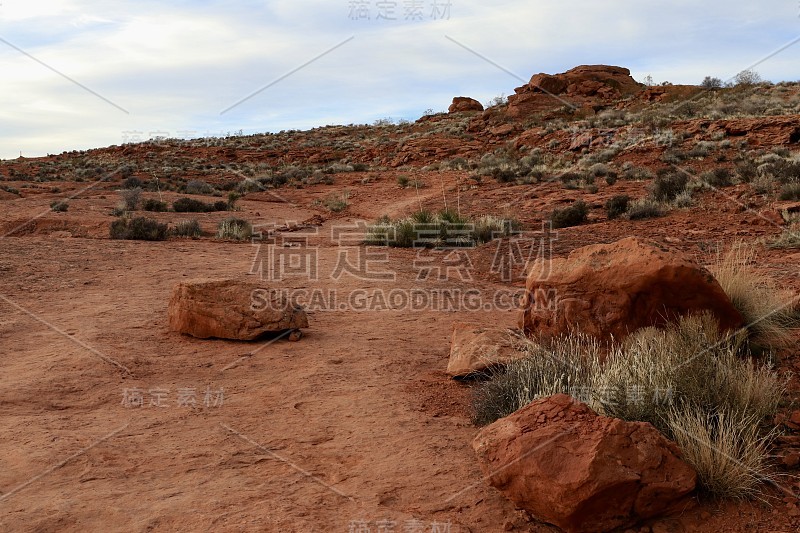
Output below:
[651,171,688,201]
[551,200,588,228]
[605,195,630,219]
[142,198,168,212]
[110,217,168,241]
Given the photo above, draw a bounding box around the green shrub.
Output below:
[550,200,589,228]
[110,217,168,241]
[762,159,800,184]
[605,195,630,219]
[736,161,758,183]
[227,191,241,210]
[142,198,168,212]
[50,200,69,212]
[173,219,202,238]
[365,212,519,248]
[216,217,252,241]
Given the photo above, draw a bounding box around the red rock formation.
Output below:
[507,65,643,119]
[448,96,484,113]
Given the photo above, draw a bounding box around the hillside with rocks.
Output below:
[1,65,799,532]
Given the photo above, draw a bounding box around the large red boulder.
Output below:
[519,237,743,342]
[473,394,697,533]
[448,96,484,113]
[168,279,308,340]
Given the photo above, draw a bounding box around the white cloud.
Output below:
[1,0,799,159]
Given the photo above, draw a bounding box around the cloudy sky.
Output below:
[1,0,798,160]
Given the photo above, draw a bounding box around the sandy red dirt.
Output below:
[1,159,799,532]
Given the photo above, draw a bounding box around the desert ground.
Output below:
[2,67,800,532]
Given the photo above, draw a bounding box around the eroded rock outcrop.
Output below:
[507,65,643,119]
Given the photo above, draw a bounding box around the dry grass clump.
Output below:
[668,409,776,500]
[472,313,788,499]
[471,335,601,426]
[770,224,800,249]
[709,242,797,352]
[216,217,252,241]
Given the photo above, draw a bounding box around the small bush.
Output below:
[701,168,735,188]
[761,159,800,184]
[651,171,688,201]
[770,225,800,249]
[471,334,598,426]
[119,187,141,210]
[110,217,168,241]
[183,179,215,195]
[778,183,800,201]
[701,76,723,89]
[216,217,252,241]
[734,69,762,87]
[123,176,142,189]
[365,213,518,248]
[628,198,664,220]
[736,161,758,183]
[673,191,694,208]
[142,198,168,212]
[550,200,589,228]
[173,197,215,213]
[173,219,202,238]
[50,200,69,212]
[605,195,630,219]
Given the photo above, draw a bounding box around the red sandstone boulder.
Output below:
[168,279,308,340]
[446,323,525,377]
[519,237,743,341]
[507,65,642,119]
[473,394,697,533]
[448,96,484,113]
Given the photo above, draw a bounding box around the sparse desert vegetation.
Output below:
[2,62,800,533]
